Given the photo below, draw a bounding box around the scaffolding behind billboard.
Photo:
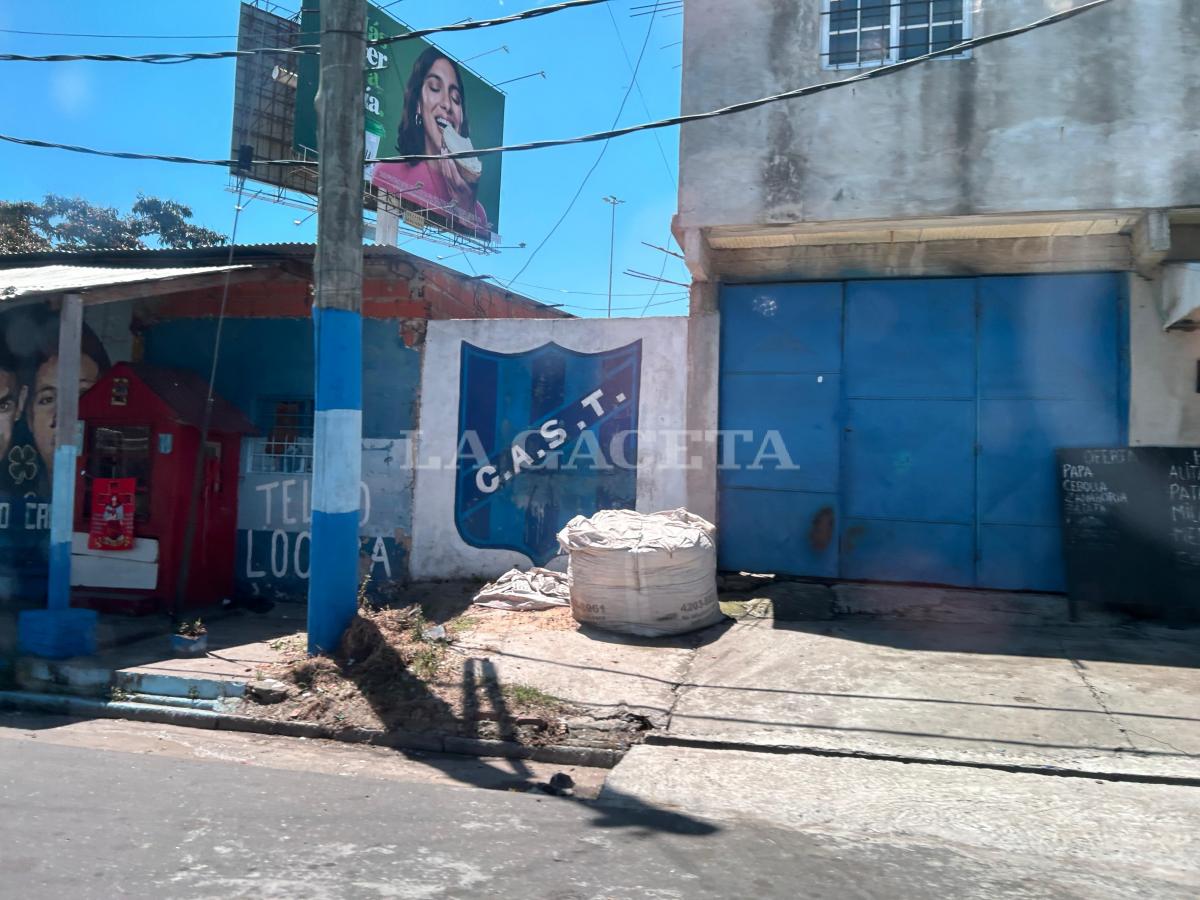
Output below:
[228,1,501,253]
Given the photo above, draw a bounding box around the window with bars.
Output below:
[85,425,154,525]
[247,398,315,474]
[822,1,970,69]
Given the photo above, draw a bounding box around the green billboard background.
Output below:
[294,1,505,239]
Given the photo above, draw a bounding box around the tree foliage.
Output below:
[0,193,227,254]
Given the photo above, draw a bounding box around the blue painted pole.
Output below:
[18,292,97,659]
[308,308,362,654]
[47,292,81,612]
[307,0,365,656]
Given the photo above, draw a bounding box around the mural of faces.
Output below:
[31,351,103,479]
[0,369,27,464]
[0,306,111,493]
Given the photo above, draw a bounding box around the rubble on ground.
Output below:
[239,599,651,755]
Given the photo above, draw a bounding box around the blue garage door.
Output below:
[718,274,1126,590]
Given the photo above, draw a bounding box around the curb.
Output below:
[0,690,623,769]
[643,733,1200,789]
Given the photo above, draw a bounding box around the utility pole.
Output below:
[308,0,365,655]
[603,195,624,318]
[17,292,98,659]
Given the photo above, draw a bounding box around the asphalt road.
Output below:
[0,713,1184,899]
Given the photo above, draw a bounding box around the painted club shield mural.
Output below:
[455,340,642,565]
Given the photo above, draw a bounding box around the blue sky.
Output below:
[0,1,689,317]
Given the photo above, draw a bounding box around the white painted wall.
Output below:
[409,317,690,580]
[84,301,134,363]
[678,0,1200,231]
[1130,268,1200,446]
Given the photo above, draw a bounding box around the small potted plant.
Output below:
[171,618,208,656]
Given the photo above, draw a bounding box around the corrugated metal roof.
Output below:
[0,264,252,300]
[0,246,566,315]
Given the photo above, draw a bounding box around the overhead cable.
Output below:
[0,0,1118,168]
[560,295,687,313]
[0,46,310,64]
[376,0,1118,165]
[511,281,687,297]
[0,28,243,39]
[604,1,684,314]
[0,0,609,64]
[370,0,609,46]
[500,0,657,289]
[0,133,252,165]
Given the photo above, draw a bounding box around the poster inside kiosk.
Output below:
[88,478,136,552]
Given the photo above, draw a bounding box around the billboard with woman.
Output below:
[293,2,505,243]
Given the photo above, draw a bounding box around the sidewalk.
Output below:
[3,581,1197,781]
[8,605,306,703]
[665,613,1199,782]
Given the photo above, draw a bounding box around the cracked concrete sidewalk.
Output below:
[6,580,1198,782]
[663,614,1198,781]
[426,580,1200,781]
[633,579,1198,783]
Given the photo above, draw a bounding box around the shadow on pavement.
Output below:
[340,615,719,836]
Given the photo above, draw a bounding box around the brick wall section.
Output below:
[136,268,564,326]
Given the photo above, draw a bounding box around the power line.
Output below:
[604,2,677,186]
[624,269,689,288]
[631,3,683,18]
[0,0,610,64]
[0,1,1118,169]
[0,28,244,39]
[0,47,311,64]
[375,0,1119,166]
[559,295,687,313]
[0,133,251,165]
[510,281,689,297]
[370,0,609,47]
[500,1,659,290]
[603,1,684,316]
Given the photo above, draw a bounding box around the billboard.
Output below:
[228,4,316,199]
[293,2,505,242]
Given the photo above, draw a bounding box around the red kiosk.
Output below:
[73,363,255,615]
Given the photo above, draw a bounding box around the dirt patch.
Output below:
[244,602,646,752]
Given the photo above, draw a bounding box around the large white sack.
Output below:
[556,508,724,637]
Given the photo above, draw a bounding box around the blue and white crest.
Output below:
[455,340,642,565]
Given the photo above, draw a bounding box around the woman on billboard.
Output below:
[372,47,489,236]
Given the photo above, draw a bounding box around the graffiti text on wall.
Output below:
[238,478,397,590]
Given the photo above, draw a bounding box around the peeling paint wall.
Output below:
[409,318,690,580]
[1130,268,1200,446]
[679,0,1200,230]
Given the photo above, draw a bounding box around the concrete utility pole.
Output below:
[47,293,83,614]
[308,0,365,654]
[17,292,97,658]
[603,195,624,318]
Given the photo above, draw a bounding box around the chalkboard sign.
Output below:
[1058,447,1200,623]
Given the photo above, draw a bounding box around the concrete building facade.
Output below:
[676,0,1200,589]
